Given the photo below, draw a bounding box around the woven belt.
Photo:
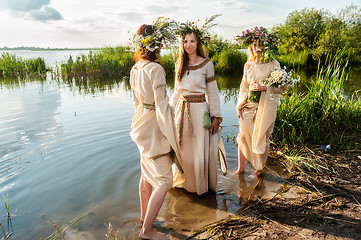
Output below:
[141,103,155,110]
[178,94,206,146]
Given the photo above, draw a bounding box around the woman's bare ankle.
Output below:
[249,170,263,178]
[231,169,245,175]
[139,228,169,240]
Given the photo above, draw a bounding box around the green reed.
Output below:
[273,49,361,147]
[56,46,134,80]
[0,52,47,77]
[211,48,247,74]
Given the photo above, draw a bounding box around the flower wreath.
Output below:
[131,17,177,53]
[235,26,280,62]
[176,14,221,45]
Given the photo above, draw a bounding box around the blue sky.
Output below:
[0,0,359,48]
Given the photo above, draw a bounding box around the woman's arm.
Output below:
[206,61,222,134]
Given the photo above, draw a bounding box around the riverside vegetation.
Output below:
[1,4,361,240]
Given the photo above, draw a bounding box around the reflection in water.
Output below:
[55,75,131,95]
[163,188,229,237]
[0,67,359,239]
[0,75,63,193]
[238,174,265,205]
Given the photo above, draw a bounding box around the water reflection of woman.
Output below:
[129,22,183,240]
[171,19,222,195]
[238,173,264,204]
[233,27,282,178]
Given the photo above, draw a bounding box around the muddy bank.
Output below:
[186,136,361,240]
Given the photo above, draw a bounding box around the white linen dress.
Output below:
[236,59,283,171]
[171,58,222,195]
[130,61,183,189]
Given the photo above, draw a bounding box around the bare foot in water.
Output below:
[139,229,169,240]
[140,217,165,226]
[231,169,245,175]
[249,170,263,178]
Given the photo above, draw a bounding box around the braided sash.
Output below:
[178,94,206,146]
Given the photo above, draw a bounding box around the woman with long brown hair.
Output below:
[171,17,222,195]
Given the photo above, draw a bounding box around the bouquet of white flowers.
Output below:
[248,66,300,103]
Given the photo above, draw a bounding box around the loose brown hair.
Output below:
[133,24,160,62]
[175,33,207,82]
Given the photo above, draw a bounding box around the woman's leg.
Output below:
[139,186,169,240]
[139,176,152,223]
[232,147,247,175]
[249,169,263,178]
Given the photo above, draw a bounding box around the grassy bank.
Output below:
[273,50,361,149]
[0,52,47,77]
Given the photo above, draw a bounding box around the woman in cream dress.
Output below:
[171,30,222,195]
[130,23,183,240]
[233,27,283,178]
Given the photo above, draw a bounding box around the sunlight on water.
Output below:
[1,56,359,238]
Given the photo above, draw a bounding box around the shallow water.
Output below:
[0,50,360,239]
[0,72,288,239]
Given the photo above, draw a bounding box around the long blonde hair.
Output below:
[247,45,257,62]
[175,33,207,82]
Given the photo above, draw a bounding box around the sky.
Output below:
[0,0,360,48]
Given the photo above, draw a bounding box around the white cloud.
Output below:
[28,6,63,21]
[0,0,358,48]
[0,0,63,22]
[0,0,50,11]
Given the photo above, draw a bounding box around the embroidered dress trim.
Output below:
[187,58,210,71]
[206,76,216,83]
[141,103,155,110]
[178,94,206,146]
[153,83,166,90]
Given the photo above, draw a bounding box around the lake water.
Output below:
[0,50,360,239]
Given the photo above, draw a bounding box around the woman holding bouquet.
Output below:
[129,19,183,239]
[233,26,283,178]
[171,16,222,195]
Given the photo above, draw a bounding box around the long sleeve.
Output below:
[151,66,184,173]
[205,61,222,119]
[170,80,180,108]
[237,63,250,109]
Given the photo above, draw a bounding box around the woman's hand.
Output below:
[237,108,243,119]
[250,81,267,91]
[210,117,220,135]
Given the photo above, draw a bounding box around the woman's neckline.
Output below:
[187,58,210,70]
[189,57,206,67]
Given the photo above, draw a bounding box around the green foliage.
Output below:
[273,49,361,147]
[208,35,247,74]
[277,50,313,70]
[159,52,177,76]
[25,57,47,74]
[0,52,46,77]
[57,46,134,80]
[274,8,329,54]
[274,5,361,66]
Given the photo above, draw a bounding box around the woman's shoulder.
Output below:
[271,59,280,67]
[144,61,165,73]
[244,61,254,70]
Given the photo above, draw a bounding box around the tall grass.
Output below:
[273,49,361,147]
[56,46,134,80]
[0,52,47,77]
[277,50,313,71]
[211,49,247,74]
